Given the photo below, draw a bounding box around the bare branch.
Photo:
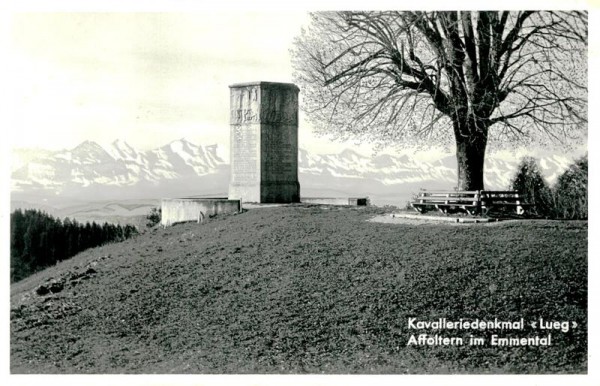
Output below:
[291,10,587,151]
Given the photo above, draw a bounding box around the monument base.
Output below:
[301,197,368,206]
[161,198,241,227]
[228,182,300,203]
[261,181,300,203]
[228,184,261,203]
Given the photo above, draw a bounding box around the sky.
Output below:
[7,12,339,156]
[2,2,594,164]
[5,10,406,161]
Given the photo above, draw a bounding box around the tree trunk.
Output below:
[455,125,488,191]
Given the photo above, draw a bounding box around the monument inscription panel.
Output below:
[231,125,258,183]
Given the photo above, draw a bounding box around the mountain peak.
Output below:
[60,140,115,166]
[165,138,195,154]
[338,148,364,159]
[71,140,110,157]
[72,140,103,151]
[168,138,192,146]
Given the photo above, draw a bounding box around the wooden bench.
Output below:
[411,190,532,216]
[411,190,481,215]
[480,191,533,216]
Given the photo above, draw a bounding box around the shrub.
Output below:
[510,157,554,217]
[553,155,587,220]
[146,207,162,228]
[404,192,420,210]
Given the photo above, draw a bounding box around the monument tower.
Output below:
[228,82,301,203]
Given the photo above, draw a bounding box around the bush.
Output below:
[146,207,162,228]
[510,157,554,217]
[553,155,587,220]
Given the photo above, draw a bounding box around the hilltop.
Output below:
[10,205,587,374]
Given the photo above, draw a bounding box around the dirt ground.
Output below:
[10,205,587,374]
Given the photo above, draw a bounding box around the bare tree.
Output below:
[292,11,587,190]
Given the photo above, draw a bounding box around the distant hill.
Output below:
[11,139,577,208]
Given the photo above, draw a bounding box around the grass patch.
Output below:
[10,206,587,373]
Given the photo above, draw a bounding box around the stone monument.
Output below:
[228,81,300,203]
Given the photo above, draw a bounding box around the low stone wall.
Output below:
[161,198,241,227]
[301,197,368,206]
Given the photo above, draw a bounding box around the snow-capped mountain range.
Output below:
[11,139,577,206]
[13,139,224,188]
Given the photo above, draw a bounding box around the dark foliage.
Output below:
[10,209,138,283]
[510,155,588,220]
[146,207,161,228]
[553,155,588,219]
[510,157,554,217]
